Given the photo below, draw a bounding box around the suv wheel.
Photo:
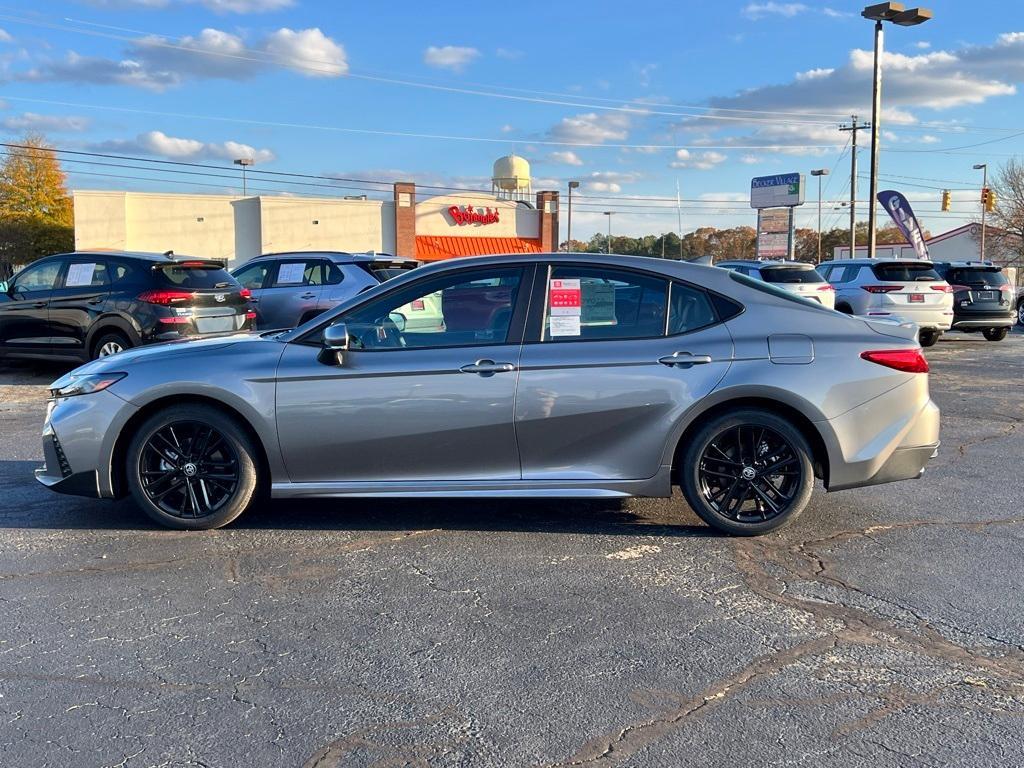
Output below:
[126,404,259,530]
[92,331,132,359]
[983,327,1008,342]
[679,409,815,536]
[918,329,940,347]
[1017,299,1024,327]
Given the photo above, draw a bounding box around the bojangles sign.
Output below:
[448,205,500,226]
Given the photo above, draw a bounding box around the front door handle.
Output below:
[86,296,104,305]
[460,359,516,376]
[659,352,713,368]
[300,292,317,299]
[32,301,47,309]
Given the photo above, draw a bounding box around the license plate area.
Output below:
[908,293,925,303]
[195,315,239,334]
[977,290,996,300]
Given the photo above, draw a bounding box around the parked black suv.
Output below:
[933,261,1016,341]
[0,251,254,362]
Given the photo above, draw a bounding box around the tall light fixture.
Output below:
[234,157,255,195]
[973,163,988,261]
[567,180,580,251]
[811,168,830,263]
[862,2,932,259]
[603,211,614,254]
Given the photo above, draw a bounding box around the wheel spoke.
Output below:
[750,483,781,515]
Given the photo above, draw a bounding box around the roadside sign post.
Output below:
[751,173,805,261]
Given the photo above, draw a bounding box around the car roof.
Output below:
[40,250,224,264]
[720,260,817,268]
[820,258,934,266]
[251,251,417,265]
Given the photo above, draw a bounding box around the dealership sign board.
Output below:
[750,173,805,209]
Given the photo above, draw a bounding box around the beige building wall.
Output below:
[73,191,129,251]
[255,197,391,261]
[415,194,539,238]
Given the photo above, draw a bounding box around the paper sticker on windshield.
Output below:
[65,263,97,287]
[550,278,581,317]
[550,315,581,337]
[277,262,306,284]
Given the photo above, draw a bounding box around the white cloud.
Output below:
[500,124,514,133]
[743,2,807,19]
[739,154,761,164]
[0,28,12,43]
[581,171,640,193]
[93,131,275,163]
[495,47,523,60]
[547,151,584,166]
[423,45,480,72]
[795,67,834,81]
[670,149,727,170]
[1,112,91,132]
[915,41,932,50]
[82,0,293,12]
[548,112,630,144]
[19,26,346,90]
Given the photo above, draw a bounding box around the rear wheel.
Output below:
[983,327,1008,342]
[91,331,132,360]
[1017,299,1024,327]
[126,404,259,530]
[918,329,940,347]
[679,409,815,536]
[836,304,853,315]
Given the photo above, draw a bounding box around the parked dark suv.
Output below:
[933,261,1015,341]
[0,251,254,362]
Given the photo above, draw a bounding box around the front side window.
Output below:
[234,262,271,290]
[13,260,61,292]
[542,266,668,342]
[338,267,523,350]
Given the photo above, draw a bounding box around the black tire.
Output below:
[679,409,815,536]
[91,330,132,360]
[1017,300,1024,327]
[918,329,940,347]
[836,304,853,315]
[983,327,1008,342]
[126,404,259,530]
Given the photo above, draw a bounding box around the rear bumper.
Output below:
[951,314,1014,330]
[844,441,939,490]
[868,306,953,331]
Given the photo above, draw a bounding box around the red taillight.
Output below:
[239,288,252,300]
[137,289,194,305]
[861,285,902,294]
[860,349,929,373]
[817,284,835,292]
[931,284,957,293]
[245,310,257,321]
[999,284,1013,293]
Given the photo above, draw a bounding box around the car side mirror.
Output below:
[319,321,350,365]
[388,311,407,332]
[0,281,8,294]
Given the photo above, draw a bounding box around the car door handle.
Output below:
[249,297,260,303]
[300,292,317,299]
[460,359,516,375]
[86,296,104,305]
[659,352,713,368]
[32,301,47,309]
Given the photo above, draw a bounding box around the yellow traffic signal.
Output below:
[986,188,997,212]
[941,189,951,211]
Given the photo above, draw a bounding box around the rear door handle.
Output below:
[300,292,317,299]
[32,301,47,309]
[659,352,713,368]
[86,296,104,305]
[460,359,516,376]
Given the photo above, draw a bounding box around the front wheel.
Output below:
[918,329,940,347]
[983,327,1008,342]
[126,404,259,530]
[92,331,132,360]
[1017,300,1024,327]
[679,410,815,536]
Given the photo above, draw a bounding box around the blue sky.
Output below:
[1,0,1022,240]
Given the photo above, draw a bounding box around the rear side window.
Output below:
[363,263,417,281]
[760,266,824,284]
[668,283,717,335]
[945,268,1008,287]
[728,271,832,311]
[63,261,109,288]
[108,261,142,285]
[156,265,237,289]
[871,263,940,282]
[543,266,667,342]
[272,260,323,287]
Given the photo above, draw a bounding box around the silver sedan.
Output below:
[36,253,940,535]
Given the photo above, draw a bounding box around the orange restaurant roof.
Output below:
[415,235,542,262]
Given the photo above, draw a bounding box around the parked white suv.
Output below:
[715,260,836,310]
[819,259,954,347]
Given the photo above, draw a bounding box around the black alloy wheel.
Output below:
[983,327,1008,342]
[139,421,239,519]
[680,409,815,535]
[126,404,259,530]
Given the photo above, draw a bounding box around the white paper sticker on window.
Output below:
[549,315,582,337]
[277,262,306,284]
[65,263,97,287]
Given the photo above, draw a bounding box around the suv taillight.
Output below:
[860,349,929,373]
[138,289,194,305]
[861,285,902,293]
[931,284,957,293]
[239,288,252,299]
[817,284,835,292]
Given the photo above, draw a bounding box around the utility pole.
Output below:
[840,116,870,258]
[974,163,987,261]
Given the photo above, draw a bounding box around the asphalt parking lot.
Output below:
[1,331,1022,768]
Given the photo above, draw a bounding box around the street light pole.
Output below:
[861,3,932,259]
[567,180,580,252]
[811,169,829,263]
[973,163,987,261]
[234,157,255,195]
[604,211,613,254]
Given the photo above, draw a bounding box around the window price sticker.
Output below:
[277,262,306,284]
[549,278,581,317]
[65,263,97,287]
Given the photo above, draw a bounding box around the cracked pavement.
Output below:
[1,330,1022,767]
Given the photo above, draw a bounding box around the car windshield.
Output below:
[728,271,832,311]
[155,264,238,289]
[760,266,824,284]
[871,263,941,282]
[945,267,1009,287]
[366,264,417,281]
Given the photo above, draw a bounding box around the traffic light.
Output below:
[986,188,997,212]
[941,189,951,211]
[980,187,989,208]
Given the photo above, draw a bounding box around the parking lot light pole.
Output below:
[567,181,580,251]
[811,169,829,263]
[862,2,933,259]
[604,211,614,254]
[973,163,987,261]
[234,157,255,195]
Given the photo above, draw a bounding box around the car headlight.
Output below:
[49,372,127,399]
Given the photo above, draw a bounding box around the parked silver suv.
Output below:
[819,259,954,346]
[231,251,417,330]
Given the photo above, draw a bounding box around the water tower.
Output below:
[492,154,532,202]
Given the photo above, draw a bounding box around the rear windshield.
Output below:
[155,265,238,289]
[760,266,824,284]
[363,263,417,281]
[871,263,940,282]
[728,271,831,311]
[945,267,1009,287]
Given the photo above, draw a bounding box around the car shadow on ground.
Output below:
[0,460,712,539]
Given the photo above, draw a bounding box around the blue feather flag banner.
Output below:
[877,190,930,261]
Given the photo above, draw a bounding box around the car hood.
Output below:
[67,332,277,377]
